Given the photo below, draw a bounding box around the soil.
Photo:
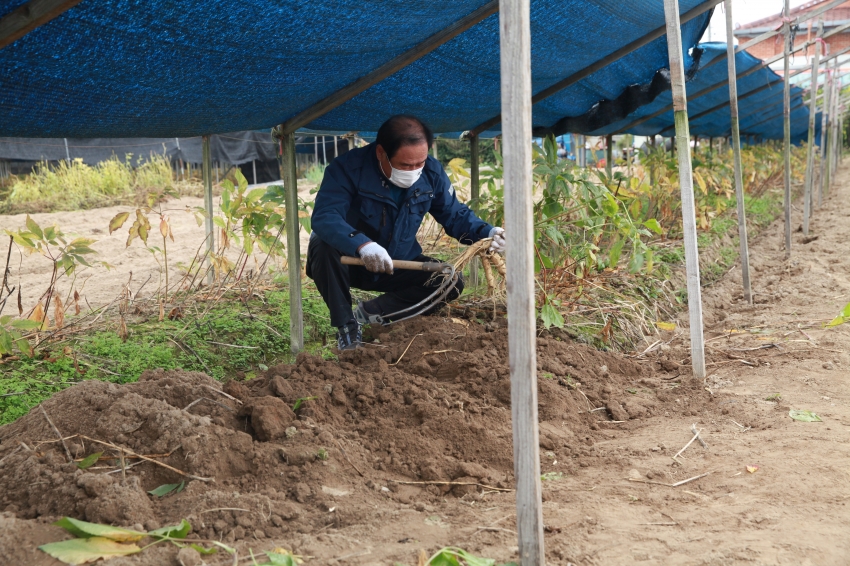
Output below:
[0,167,849,565]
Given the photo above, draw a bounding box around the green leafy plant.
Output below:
[292,396,317,412]
[75,452,103,470]
[147,481,185,497]
[40,517,234,564]
[316,448,329,461]
[825,302,850,327]
[425,547,496,566]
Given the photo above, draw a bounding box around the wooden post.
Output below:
[823,59,834,201]
[605,134,613,178]
[725,0,752,305]
[783,0,792,260]
[202,136,215,286]
[664,0,706,379]
[818,69,827,208]
[281,132,304,353]
[804,21,823,235]
[499,0,545,561]
[469,133,480,288]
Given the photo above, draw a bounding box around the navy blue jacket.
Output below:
[311,143,493,261]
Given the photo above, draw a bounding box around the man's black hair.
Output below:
[375,115,433,159]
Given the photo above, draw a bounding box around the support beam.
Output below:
[469,133,480,288]
[783,1,792,260]
[0,0,83,50]
[280,0,498,134]
[725,0,752,305]
[469,0,722,136]
[664,0,706,380]
[202,136,215,286]
[499,0,545,562]
[804,21,823,236]
[281,132,304,353]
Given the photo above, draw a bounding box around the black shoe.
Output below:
[354,301,386,326]
[336,321,362,351]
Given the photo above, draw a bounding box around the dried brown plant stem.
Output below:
[39,405,72,463]
[79,435,214,482]
[389,479,513,492]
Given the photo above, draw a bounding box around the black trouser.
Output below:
[306,235,464,328]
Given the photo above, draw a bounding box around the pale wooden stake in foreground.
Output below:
[724,0,752,304]
[281,132,304,353]
[664,0,706,379]
[201,135,215,286]
[804,21,824,236]
[783,0,792,259]
[499,0,545,562]
[469,132,480,287]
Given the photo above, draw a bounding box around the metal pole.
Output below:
[469,133,480,288]
[281,132,304,353]
[202,136,215,286]
[825,59,835,198]
[314,136,318,164]
[664,0,706,379]
[321,135,327,165]
[432,137,439,160]
[783,0,792,260]
[605,134,613,178]
[63,138,70,165]
[252,159,257,185]
[500,0,545,561]
[804,21,823,235]
[725,0,752,305]
[333,135,338,159]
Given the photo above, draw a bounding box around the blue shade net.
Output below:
[0,0,713,138]
[592,43,814,143]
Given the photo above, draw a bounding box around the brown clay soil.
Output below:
[1,166,849,565]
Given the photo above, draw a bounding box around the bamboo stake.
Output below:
[499,0,545,561]
[469,132,480,288]
[804,21,823,236]
[202,136,215,286]
[281,132,303,353]
[664,0,706,380]
[725,0,752,305]
[783,0,792,260]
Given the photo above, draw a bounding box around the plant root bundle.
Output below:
[452,238,506,297]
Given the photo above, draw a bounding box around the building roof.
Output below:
[737,0,850,31]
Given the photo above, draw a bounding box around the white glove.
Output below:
[358,242,394,274]
[488,227,506,253]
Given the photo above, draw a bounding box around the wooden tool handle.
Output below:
[341,256,449,273]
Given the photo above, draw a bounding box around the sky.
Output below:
[704,0,815,42]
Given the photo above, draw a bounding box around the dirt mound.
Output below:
[0,317,732,563]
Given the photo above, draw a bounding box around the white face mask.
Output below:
[381,151,423,189]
